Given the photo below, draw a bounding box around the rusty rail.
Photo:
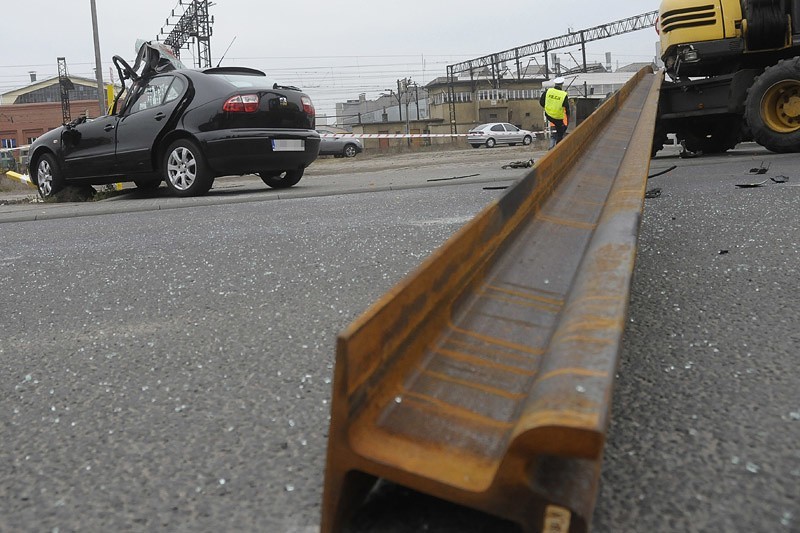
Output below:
[322,67,662,533]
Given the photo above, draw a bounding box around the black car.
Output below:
[28,42,320,198]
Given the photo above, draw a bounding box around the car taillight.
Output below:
[301,95,315,117]
[223,94,260,113]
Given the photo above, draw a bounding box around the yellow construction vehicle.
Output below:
[654,0,800,154]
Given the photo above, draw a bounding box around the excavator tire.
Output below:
[745,57,800,153]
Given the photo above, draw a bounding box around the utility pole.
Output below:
[90,0,106,115]
[396,79,403,123]
[414,84,420,121]
[398,77,413,146]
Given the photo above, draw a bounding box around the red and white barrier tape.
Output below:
[319,132,544,139]
[0,145,31,156]
[319,133,466,139]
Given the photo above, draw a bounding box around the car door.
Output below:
[317,128,340,154]
[115,75,187,174]
[61,115,120,179]
[489,123,506,144]
[503,123,523,144]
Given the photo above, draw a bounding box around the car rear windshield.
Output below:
[210,73,277,90]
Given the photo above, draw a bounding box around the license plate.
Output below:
[272,139,305,152]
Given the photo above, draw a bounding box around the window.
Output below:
[211,73,275,89]
[164,77,185,104]
[27,137,37,145]
[1,138,17,149]
[434,92,471,104]
[128,76,178,114]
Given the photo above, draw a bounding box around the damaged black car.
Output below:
[28,42,320,198]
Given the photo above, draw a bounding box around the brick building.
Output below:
[0,76,113,170]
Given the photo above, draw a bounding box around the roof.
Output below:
[616,62,658,72]
[0,76,114,105]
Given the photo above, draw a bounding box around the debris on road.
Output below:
[648,165,677,179]
[501,159,534,169]
[645,187,662,198]
[427,174,480,182]
[679,140,700,158]
[736,179,769,188]
[736,174,790,188]
[749,162,770,174]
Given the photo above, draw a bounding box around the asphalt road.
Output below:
[0,144,797,532]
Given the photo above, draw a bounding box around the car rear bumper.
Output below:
[197,129,320,175]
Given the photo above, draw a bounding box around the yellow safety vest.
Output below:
[544,88,568,120]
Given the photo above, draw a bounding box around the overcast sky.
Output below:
[2,1,661,117]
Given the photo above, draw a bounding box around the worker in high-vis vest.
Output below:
[539,77,570,145]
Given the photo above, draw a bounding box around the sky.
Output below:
[2,1,662,119]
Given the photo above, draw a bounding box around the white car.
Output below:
[467,122,534,148]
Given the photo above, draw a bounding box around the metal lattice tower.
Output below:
[157,0,214,68]
[446,10,659,133]
[57,57,74,124]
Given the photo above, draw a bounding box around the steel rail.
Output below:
[322,67,662,533]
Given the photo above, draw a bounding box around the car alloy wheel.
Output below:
[166,146,198,191]
[37,158,54,196]
[163,139,213,197]
[343,144,357,158]
[35,153,64,198]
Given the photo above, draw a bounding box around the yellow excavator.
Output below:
[655,0,800,154]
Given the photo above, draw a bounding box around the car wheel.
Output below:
[163,139,213,197]
[34,153,64,199]
[259,169,304,189]
[343,144,358,158]
[486,138,496,148]
[522,135,532,145]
